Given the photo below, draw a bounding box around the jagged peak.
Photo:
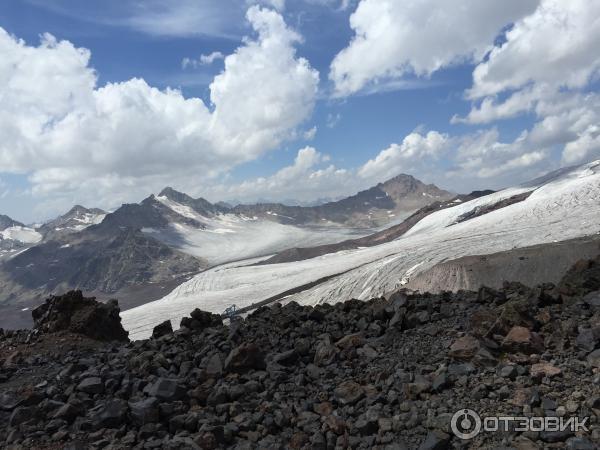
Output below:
[158,186,184,198]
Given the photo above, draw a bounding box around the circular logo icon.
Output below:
[451,409,482,440]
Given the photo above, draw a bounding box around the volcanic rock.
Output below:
[502,326,544,354]
[151,320,173,339]
[224,343,266,373]
[448,335,480,360]
[31,290,128,341]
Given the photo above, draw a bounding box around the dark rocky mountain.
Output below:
[0,215,24,231]
[2,227,203,294]
[0,256,598,448]
[232,174,453,227]
[157,187,229,217]
[98,196,204,231]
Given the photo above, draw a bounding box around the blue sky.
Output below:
[0,0,598,223]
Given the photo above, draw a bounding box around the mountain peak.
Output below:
[158,186,197,204]
[382,173,417,183]
[158,186,181,197]
[66,205,89,215]
[0,214,24,231]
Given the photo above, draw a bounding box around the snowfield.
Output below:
[148,195,373,265]
[0,226,42,244]
[121,161,600,339]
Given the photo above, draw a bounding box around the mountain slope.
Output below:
[231,174,453,227]
[0,225,204,322]
[120,160,600,339]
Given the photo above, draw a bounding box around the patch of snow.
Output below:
[1,226,42,244]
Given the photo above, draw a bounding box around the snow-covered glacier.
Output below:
[145,195,374,266]
[121,161,600,339]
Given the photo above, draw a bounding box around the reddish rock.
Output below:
[335,333,365,350]
[314,402,333,416]
[502,326,544,354]
[224,343,266,373]
[530,362,562,378]
[448,335,480,360]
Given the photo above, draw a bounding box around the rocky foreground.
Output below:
[1,258,600,449]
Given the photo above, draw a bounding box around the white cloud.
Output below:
[204,147,356,203]
[452,129,549,179]
[468,0,600,100]
[458,1,600,125]
[182,51,225,69]
[329,0,539,96]
[358,131,450,181]
[0,6,319,215]
[563,127,600,164]
[454,1,600,166]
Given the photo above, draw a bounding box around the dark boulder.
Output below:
[180,308,223,332]
[129,397,159,425]
[143,378,186,401]
[31,290,128,341]
[224,343,266,373]
[152,320,173,339]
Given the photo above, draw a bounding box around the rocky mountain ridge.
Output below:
[230,174,453,227]
[37,205,106,240]
[0,215,24,231]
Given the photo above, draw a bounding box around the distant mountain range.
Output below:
[0,173,453,327]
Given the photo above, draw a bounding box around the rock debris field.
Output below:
[1,256,600,449]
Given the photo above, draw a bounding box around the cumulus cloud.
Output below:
[458,1,600,122]
[468,0,600,100]
[0,6,318,214]
[455,1,600,165]
[358,131,450,181]
[452,129,549,179]
[329,0,539,96]
[355,127,557,192]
